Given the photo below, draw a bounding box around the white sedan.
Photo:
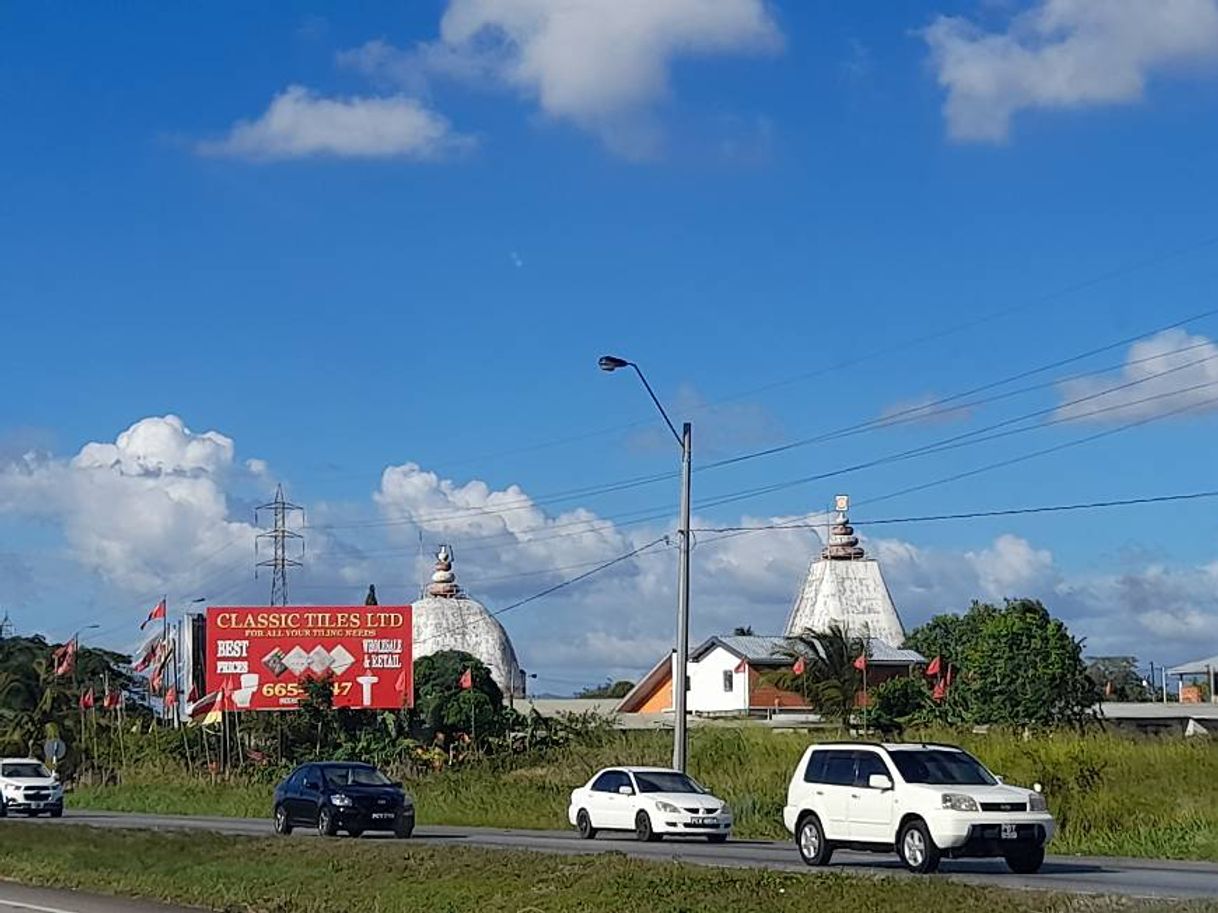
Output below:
[568,766,732,842]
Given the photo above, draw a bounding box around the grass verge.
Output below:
[0,822,1212,913]
[71,728,1218,861]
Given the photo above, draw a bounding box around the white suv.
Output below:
[0,758,64,818]
[783,742,1053,874]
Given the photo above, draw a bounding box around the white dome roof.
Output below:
[412,595,522,696]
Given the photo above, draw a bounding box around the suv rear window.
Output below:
[803,751,827,783]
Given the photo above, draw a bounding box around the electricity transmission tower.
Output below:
[255,484,304,607]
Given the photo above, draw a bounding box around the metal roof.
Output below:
[1167,654,1218,677]
[690,634,924,666]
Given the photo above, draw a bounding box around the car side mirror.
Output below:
[868,774,893,791]
[994,774,1005,784]
[617,785,634,796]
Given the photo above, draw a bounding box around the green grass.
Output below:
[71,728,1218,861]
[0,822,1211,913]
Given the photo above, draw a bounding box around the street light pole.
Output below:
[599,355,691,772]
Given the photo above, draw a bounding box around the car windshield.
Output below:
[323,766,392,788]
[890,749,997,786]
[633,771,705,794]
[2,762,51,778]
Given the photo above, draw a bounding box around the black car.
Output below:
[273,761,414,838]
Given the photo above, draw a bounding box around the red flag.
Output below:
[188,689,221,719]
[733,658,747,674]
[164,687,178,708]
[52,638,78,677]
[140,598,166,630]
[853,654,867,671]
[150,667,164,693]
[932,679,947,702]
[925,656,941,678]
[187,684,199,704]
[220,676,235,710]
[79,688,95,710]
[102,690,121,710]
[459,668,473,690]
[792,656,806,676]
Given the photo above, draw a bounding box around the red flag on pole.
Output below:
[140,598,167,630]
[925,656,941,678]
[733,658,747,674]
[853,654,867,671]
[459,668,473,690]
[932,679,947,702]
[187,684,199,704]
[102,690,121,710]
[79,688,95,710]
[52,638,78,677]
[792,656,806,676]
[164,687,178,708]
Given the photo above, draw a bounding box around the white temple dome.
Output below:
[784,497,907,647]
[412,545,524,696]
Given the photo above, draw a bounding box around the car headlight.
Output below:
[3,785,21,797]
[330,794,354,807]
[1028,792,1048,812]
[655,800,681,814]
[941,793,980,812]
[718,804,731,817]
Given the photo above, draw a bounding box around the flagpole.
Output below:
[161,594,168,726]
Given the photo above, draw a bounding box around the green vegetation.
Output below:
[73,727,1218,861]
[0,823,1209,913]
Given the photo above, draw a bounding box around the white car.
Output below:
[783,742,1054,874]
[568,766,732,842]
[0,758,64,818]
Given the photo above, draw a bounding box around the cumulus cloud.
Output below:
[1055,329,1218,423]
[197,86,473,161]
[341,0,782,157]
[0,416,259,595]
[924,0,1218,142]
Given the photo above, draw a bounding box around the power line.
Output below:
[692,489,1218,533]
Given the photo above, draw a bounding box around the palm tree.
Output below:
[770,624,868,728]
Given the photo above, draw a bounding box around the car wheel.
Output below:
[1003,846,1045,874]
[273,805,292,836]
[796,814,833,866]
[49,806,63,819]
[317,808,338,838]
[897,819,940,874]
[634,811,661,842]
[707,833,728,844]
[576,809,597,840]
[393,815,413,839]
[0,802,7,819]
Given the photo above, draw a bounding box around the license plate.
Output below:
[31,802,43,809]
[372,813,393,819]
[1001,824,1018,840]
[692,817,717,826]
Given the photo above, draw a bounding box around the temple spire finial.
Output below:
[426,544,461,598]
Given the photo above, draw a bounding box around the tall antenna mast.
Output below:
[255,484,304,607]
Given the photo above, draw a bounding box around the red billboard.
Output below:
[205,606,412,711]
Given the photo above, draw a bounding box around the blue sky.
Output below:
[4,0,1218,691]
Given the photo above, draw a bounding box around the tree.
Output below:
[1085,656,1153,702]
[769,624,867,727]
[905,598,1099,728]
[575,679,635,699]
[413,651,502,741]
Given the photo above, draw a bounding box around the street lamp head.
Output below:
[598,355,631,373]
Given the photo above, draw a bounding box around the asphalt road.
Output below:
[0,881,196,913]
[12,810,1218,901]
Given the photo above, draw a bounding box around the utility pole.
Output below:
[255,484,304,607]
[599,355,692,772]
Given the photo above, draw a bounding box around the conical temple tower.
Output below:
[784,496,906,646]
[411,545,524,697]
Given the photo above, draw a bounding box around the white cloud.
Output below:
[924,0,1218,142]
[198,86,473,161]
[878,393,974,427]
[0,416,259,595]
[342,0,782,157]
[1055,329,1218,423]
